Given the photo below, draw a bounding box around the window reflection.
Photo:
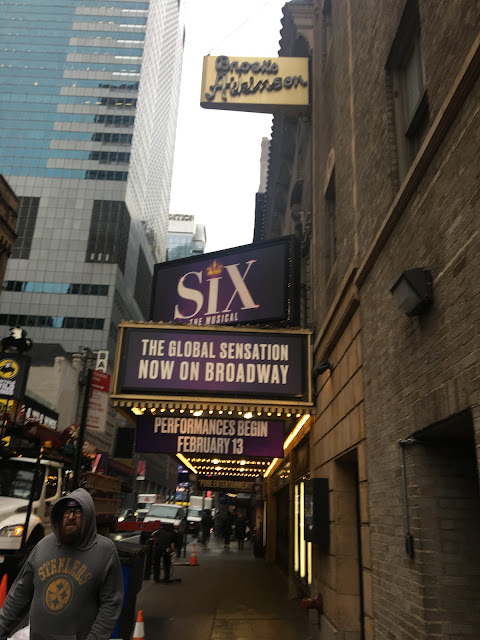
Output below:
[2,281,109,296]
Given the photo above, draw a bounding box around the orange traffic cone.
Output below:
[132,610,144,640]
[0,574,7,609]
[189,543,199,566]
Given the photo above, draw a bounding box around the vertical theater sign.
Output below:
[112,50,311,477]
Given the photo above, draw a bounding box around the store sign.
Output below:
[0,354,30,400]
[113,324,311,403]
[197,477,256,493]
[23,396,58,431]
[151,236,299,326]
[86,370,111,434]
[200,55,309,113]
[136,414,284,457]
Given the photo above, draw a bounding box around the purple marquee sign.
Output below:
[114,324,311,403]
[136,414,285,457]
[150,236,299,326]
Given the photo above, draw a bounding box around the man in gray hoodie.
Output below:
[0,488,123,640]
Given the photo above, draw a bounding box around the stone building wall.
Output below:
[358,67,480,640]
[309,0,480,638]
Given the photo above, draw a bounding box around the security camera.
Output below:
[314,361,333,375]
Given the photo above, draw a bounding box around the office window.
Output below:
[0,315,104,330]
[86,200,130,273]
[12,197,40,259]
[387,0,429,180]
[2,281,109,296]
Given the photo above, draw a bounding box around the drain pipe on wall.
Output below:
[399,438,418,558]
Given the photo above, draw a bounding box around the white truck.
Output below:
[189,495,213,510]
[0,456,63,585]
[0,452,122,586]
[136,494,159,520]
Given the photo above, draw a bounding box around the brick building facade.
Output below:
[262,1,480,638]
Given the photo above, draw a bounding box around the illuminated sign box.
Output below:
[135,414,285,458]
[151,236,299,326]
[0,354,30,400]
[112,323,312,407]
[200,55,310,114]
[197,477,256,493]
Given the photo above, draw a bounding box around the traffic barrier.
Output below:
[189,543,199,566]
[132,610,144,640]
[0,574,7,608]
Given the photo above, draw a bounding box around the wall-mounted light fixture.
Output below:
[314,361,333,376]
[390,268,433,317]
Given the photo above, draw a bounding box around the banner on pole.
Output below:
[86,370,111,433]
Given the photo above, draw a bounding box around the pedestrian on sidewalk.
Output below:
[153,523,176,583]
[234,513,247,550]
[200,509,213,547]
[0,488,123,640]
[175,517,186,558]
[222,510,234,549]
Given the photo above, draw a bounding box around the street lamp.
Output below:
[390,268,433,317]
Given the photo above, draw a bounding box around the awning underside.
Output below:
[112,397,313,417]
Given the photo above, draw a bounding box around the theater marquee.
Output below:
[136,413,284,457]
[111,323,312,412]
[200,55,310,114]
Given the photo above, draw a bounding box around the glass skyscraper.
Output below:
[0,0,184,353]
[167,214,206,261]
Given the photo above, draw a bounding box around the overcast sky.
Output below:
[169,0,289,252]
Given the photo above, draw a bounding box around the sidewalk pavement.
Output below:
[136,536,311,640]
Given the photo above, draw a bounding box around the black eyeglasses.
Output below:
[63,507,82,518]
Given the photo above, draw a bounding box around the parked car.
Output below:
[185,507,202,535]
[117,508,138,523]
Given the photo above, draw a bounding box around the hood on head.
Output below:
[51,487,97,550]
